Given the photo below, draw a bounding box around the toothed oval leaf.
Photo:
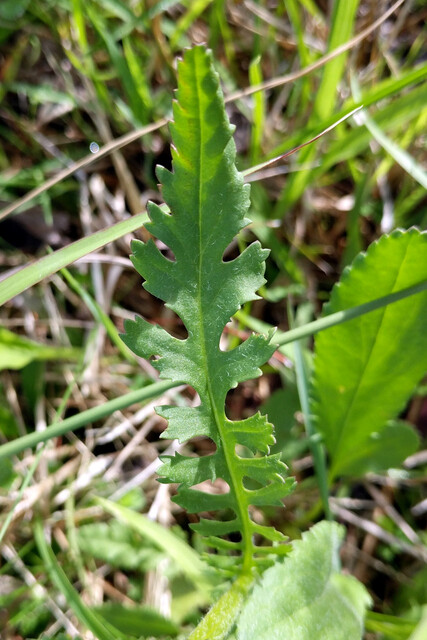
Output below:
[310,229,427,478]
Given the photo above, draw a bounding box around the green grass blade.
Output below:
[291,330,331,519]
[276,81,427,215]
[92,0,135,23]
[358,108,427,190]
[96,498,212,594]
[283,0,313,109]
[123,36,153,116]
[341,173,368,267]
[0,212,147,306]
[34,520,120,640]
[59,264,136,363]
[365,611,417,638]
[320,82,427,173]
[276,0,359,210]
[268,62,427,216]
[170,0,214,49]
[0,380,178,460]
[249,55,265,163]
[86,6,149,124]
[313,0,359,120]
[267,61,427,162]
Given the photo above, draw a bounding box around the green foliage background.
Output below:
[0,1,426,639]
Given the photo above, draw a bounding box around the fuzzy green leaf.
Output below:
[121,46,294,573]
[310,229,427,479]
[236,521,372,640]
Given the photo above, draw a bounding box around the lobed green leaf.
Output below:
[121,46,294,574]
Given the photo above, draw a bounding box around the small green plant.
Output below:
[119,44,427,640]
[122,45,295,580]
[1,34,427,640]
[118,45,380,640]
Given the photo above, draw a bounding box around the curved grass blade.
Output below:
[34,520,120,640]
[96,498,212,595]
[0,380,177,460]
[0,212,148,306]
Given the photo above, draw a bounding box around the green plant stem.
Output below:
[287,300,331,519]
[59,263,136,363]
[293,341,331,519]
[237,279,427,349]
[0,380,179,460]
[218,405,254,574]
[188,573,254,640]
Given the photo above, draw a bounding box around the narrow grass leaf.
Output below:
[357,108,427,189]
[277,0,359,210]
[86,7,148,124]
[0,212,147,306]
[96,497,212,594]
[314,0,359,120]
[292,335,331,519]
[170,0,214,49]
[59,265,136,363]
[34,520,120,640]
[269,64,427,215]
[249,55,265,163]
[0,380,178,460]
[319,83,427,181]
[92,0,135,22]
